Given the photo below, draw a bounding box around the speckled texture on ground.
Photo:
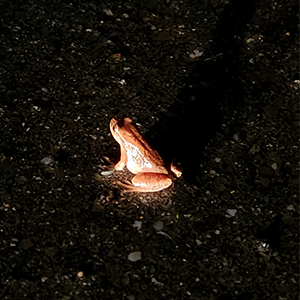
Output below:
[0,0,299,299]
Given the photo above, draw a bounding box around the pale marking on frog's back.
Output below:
[115,126,155,171]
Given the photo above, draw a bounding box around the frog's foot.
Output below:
[99,157,116,176]
[116,173,173,193]
[170,162,182,178]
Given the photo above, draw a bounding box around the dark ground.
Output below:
[0,0,299,299]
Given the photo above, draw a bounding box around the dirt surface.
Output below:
[0,0,299,299]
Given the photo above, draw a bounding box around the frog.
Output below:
[109,117,181,192]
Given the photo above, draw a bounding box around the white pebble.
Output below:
[128,251,141,262]
[227,209,237,217]
[271,162,278,170]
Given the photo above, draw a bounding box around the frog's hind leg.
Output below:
[117,173,173,193]
[115,180,150,193]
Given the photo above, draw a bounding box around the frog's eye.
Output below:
[113,124,120,133]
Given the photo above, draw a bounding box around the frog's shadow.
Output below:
[148,59,224,186]
[148,0,256,186]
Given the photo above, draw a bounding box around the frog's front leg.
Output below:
[115,143,127,171]
[117,173,173,193]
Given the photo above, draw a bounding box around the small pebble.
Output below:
[227,209,237,217]
[103,8,113,16]
[41,157,53,165]
[157,231,172,240]
[189,49,203,58]
[128,251,141,262]
[233,133,239,141]
[153,221,164,230]
[133,221,142,231]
